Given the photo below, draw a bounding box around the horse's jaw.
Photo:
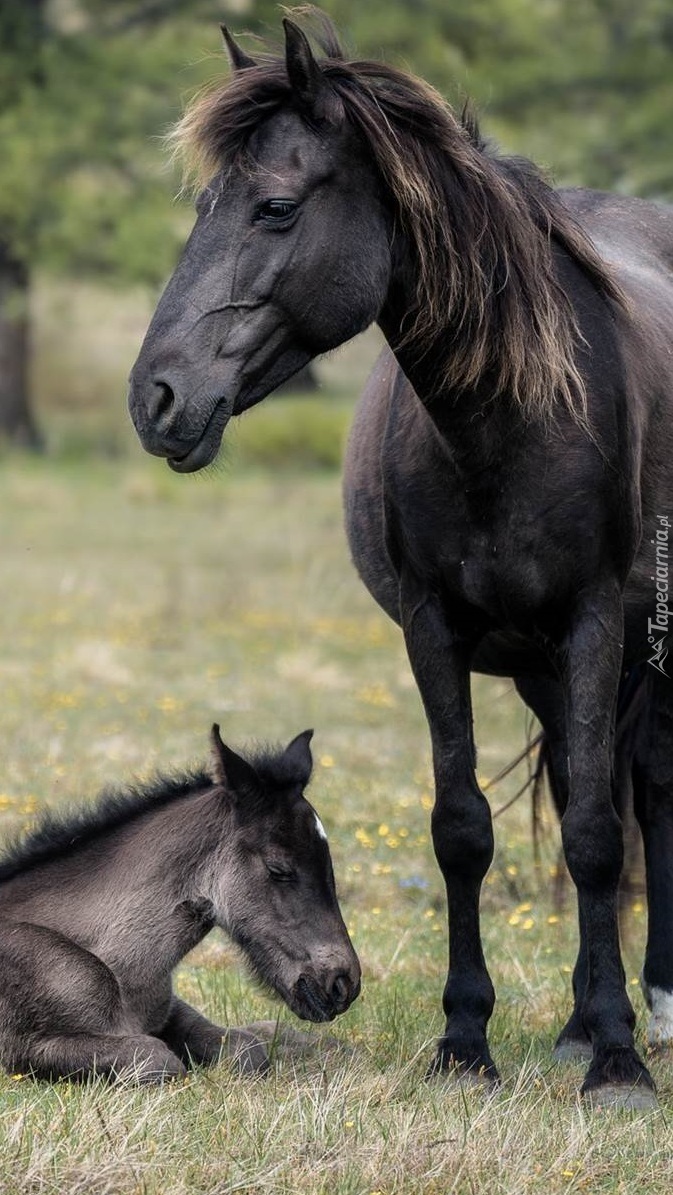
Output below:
[165,395,235,473]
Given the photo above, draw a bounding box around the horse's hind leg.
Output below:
[557,589,654,1107]
[159,996,269,1075]
[0,920,185,1084]
[633,671,673,1055]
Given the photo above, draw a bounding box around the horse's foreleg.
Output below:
[559,588,655,1107]
[514,674,592,1060]
[159,995,269,1074]
[633,671,673,1055]
[401,576,496,1082]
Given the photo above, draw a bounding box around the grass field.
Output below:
[1,444,672,1194]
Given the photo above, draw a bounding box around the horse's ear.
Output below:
[283,729,314,787]
[210,724,259,797]
[283,19,328,116]
[220,25,257,72]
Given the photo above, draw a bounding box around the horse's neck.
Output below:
[378,298,524,475]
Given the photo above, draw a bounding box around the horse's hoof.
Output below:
[426,1055,499,1092]
[553,1037,593,1063]
[126,1056,188,1086]
[583,1083,659,1111]
[445,1068,498,1093]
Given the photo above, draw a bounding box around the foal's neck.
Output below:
[69,788,224,970]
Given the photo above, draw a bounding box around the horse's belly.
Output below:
[343,349,401,624]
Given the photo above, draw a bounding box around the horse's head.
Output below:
[208,724,361,1023]
[128,20,392,472]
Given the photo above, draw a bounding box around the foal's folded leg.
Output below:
[0,920,185,1083]
[27,1031,187,1084]
[159,995,269,1075]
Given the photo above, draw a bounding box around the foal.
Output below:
[0,725,360,1083]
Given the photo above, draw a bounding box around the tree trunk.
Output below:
[0,245,42,449]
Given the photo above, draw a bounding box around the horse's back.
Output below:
[562,189,673,273]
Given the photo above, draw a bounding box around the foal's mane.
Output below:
[0,769,213,883]
[0,741,309,883]
[173,11,624,421]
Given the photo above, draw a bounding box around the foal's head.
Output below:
[208,725,360,1023]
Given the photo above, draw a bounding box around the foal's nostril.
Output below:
[150,379,176,426]
[330,972,352,1009]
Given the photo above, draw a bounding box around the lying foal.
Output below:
[0,725,360,1082]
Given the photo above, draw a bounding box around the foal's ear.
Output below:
[283,19,329,117]
[283,729,314,788]
[220,26,257,72]
[210,724,259,797]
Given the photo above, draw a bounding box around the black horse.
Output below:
[128,13,673,1107]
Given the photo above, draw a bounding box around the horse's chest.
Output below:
[445,539,551,623]
[390,488,559,625]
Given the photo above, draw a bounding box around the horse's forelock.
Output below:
[171,21,624,423]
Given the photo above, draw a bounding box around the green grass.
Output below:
[1,454,672,1194]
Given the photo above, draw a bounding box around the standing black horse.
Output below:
[129,13,673,1108]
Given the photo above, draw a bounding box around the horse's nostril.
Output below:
[151,379,176,425]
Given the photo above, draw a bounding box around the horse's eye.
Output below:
[254,199,298,227]
[266,862,297,882]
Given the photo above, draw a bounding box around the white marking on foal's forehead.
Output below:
[313,812,328,842]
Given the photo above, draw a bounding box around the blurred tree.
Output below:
[0,0,46,446]
[0,0,219,446]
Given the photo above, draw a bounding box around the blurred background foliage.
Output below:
[0,0,672,456]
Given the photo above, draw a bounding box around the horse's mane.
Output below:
[0,744,303,883]
[172,10,625,422]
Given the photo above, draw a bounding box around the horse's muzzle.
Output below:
[128,370,234,473]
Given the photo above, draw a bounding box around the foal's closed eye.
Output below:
[266,862,298,882]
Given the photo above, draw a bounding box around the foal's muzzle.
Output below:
[292,967,362,1023]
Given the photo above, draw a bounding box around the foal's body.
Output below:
[0,728,360,1082]
[0,789,232,1081]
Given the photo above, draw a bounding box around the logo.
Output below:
[648,635,669,677]
[648,515,671,676]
